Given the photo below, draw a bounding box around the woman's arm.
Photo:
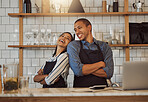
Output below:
[34,74,48,82]
[44,53,69,85]
[34,66,45,82]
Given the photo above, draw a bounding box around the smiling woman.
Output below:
[34,32,74,88]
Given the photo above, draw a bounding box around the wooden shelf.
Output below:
[8,44,131,48]
[8,45,56,48]
[109,44,128,47]
[110,44,148,47]
[129,44,148,47]
[8,12,148,17]
[8,12,128,17]
[127,12,148,15]
[8,44,148,48]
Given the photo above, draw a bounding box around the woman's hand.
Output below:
[34,75,48,83]
[38,69,43,75]
[40,76,60,85]
[40,79,46,85]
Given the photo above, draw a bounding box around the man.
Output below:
[67,18,114,87]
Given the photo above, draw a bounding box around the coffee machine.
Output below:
[133,1,144,12]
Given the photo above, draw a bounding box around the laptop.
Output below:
[121,61,148,90]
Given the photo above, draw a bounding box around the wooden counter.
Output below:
[0,88,148,102]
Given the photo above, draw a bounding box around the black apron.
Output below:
[74,41,107,87]
[43,57,67,88]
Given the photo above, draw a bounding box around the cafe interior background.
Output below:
[0,0,148,88]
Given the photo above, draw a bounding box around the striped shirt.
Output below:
[67,38,114,79]
[38,52,69,85]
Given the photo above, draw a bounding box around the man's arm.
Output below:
[67,41,107,77]
[92,69,107,78]
[92,42,114,79]
[82,61,105,75]
[67,41,84,76]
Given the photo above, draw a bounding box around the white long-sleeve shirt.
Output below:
[36,52,69,85]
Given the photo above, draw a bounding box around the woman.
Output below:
[34,32,74,88]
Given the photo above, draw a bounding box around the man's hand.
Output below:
[92,68,107,78]
[97,61,106,68]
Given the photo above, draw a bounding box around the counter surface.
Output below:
[0,88,148,97]
[0,88,148,102]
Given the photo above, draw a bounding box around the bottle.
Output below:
[23,0,32,13]
[113,0,118,12]
[119,30,125,44]
[110,27,118,44]
[102,0,107,12]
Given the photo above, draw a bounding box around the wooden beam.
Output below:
[19,0,23,76]
[124,0,128,12]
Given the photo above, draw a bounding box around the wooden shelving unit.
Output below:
[8,45,56,48]
[8,0,148,76]
[8,12,128,17]
[8,44,129,48]
[8,12,148,17]
[9,44,148,48]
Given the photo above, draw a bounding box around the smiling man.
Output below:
[67,18,114,87]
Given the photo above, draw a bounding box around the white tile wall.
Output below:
[2,17,9,24]
[2,50,10,58]
[94,0,101,7]
[0,0,1,7]
[44,17,52,24]
[2,33,9,41]
[36,17,43,24]
[65,24,73,32]
[0,8,6,16]
[53,17,61,24]
[28,67,36,75]
[36,50,43,58]
[61,17,69,24]
[57,25,65,32]
[86,0,93,7]
[2,0,9,8]
[10,34,18,42]
[6,25,13,33]
[27,17,36,24]
[0,42,6,49]
[10,0,19,8]
[0,50,1,58]
[32,59,39,66]
[24,59,32,67]
[0,0,148,88]
[0,25,5,32]
[28,50,36,58]
[103,16,110,24]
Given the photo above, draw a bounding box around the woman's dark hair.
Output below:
[52,32,74,57]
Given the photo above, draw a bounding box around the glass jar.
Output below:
[3,64,19,93]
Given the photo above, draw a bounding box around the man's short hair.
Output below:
[74,18,92,27]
